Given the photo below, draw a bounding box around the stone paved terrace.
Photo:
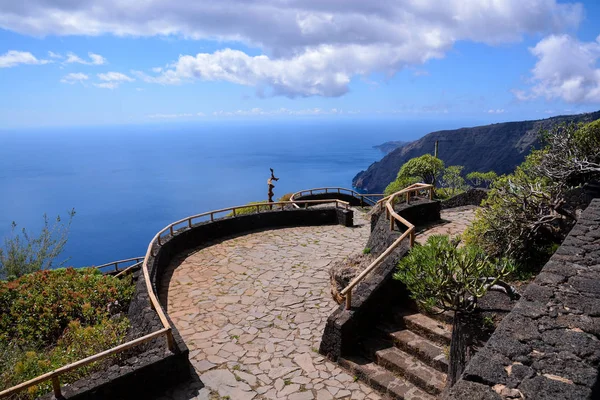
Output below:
[415,206,477,245]
[156,208,385,400]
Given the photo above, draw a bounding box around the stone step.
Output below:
[378,325,449,373]
[339,355,436,400]
[425,308,454,325]
[397,312,452,346]
[363,338,447,395]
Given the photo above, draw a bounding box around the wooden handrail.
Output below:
[0,328,170,398]
[95,257,144,273]
[340,183,433,310]
[0,195,356,399]
[289,187,385,208]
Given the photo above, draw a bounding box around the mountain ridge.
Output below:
[353,111,600,193]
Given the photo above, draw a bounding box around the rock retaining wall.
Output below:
[441,188,488,209]
[320,200,440,361]
[445,199,600,400]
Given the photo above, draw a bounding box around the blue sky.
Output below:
[1,0,600,128]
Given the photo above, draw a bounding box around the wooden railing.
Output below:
[289,187,385,208]
[0,198,351,399]
[339,183,434,310]
[95,257,144,274]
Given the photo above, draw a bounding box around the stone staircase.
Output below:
[339,309,452,399]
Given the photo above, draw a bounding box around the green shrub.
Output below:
[278,193,294,202]
[226,201,273,217]
[1,318,129,399]
[384,154,444,195]
[0,210,75,280]
[395,235,514,384]
[0,268,134,348]
[439,166,468,197]
[465,171,498,188]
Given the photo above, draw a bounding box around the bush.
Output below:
[0,268,134,398]
[395,235,514,384]
[1,318,129,399]
[226,201,273,217]
[0,268,134,348]
[439,166,468,198]
[383,154,444,195]
[466,171,498,188]
[0,210,75,280]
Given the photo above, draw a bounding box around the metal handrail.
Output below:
[289,187,385,208]
[339,183,434,310]
[0,197,351,399]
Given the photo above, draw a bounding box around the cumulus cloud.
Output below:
[0,50,50,68]
[515,35,600,103]
[93,71,134,88]
[487,109,505,114]
[60,72,89,84]
[47,51,62,59]
[65,52,106,65]
[0,1,584,97]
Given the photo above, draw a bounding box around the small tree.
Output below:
[394,235,515,385]
[384,154,444,195]
[440,165,468,197]
[398,154,445,185]
[0,209,75,280]
[466,171,498,188]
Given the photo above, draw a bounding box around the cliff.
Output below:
[353,111,600,193]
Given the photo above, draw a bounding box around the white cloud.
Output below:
[47,51,62,59]
[0,50,50,68]
[60,72,89,84]
[97,72,134,82]
[515,34,600,103]
[0,1,584,97]
[487,109,505,114]
[65,52,106,65]
[93,71,134,88]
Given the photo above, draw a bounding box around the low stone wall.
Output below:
[446,199,600,400]
[441,188,488,209]
[292,192,370,207]
[320,200,440,361]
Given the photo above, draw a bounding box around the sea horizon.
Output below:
[0,118,478,267]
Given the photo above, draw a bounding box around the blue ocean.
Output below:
[0,119,471,267]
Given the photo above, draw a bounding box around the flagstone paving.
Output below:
[156,208,383,400]
[415,206,478,245]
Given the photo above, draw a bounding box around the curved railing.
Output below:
[290,187,385,208]
[0,198,350,399]
[339,183,434,310]
[95,257,144,274]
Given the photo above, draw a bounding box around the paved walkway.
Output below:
[415,206,478,245]
[157,209,382,400]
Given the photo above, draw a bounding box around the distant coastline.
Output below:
[373,140,408,154]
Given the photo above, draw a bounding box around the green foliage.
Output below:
[362,247,371,255]
[463,149,565,268]
[384,154,444,195]
[440,166,468,198]
[398,154,445,185]
[394,235,514,313]
[384,176,419,196]
[0,268,134,397]
[1,318,129,399]
[226,201,273,217]
[0,268,134,348]
[0,210,75,280]
[277,193,294,202]
[465,171,498,188]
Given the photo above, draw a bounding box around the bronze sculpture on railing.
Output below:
[267,168,279,204]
